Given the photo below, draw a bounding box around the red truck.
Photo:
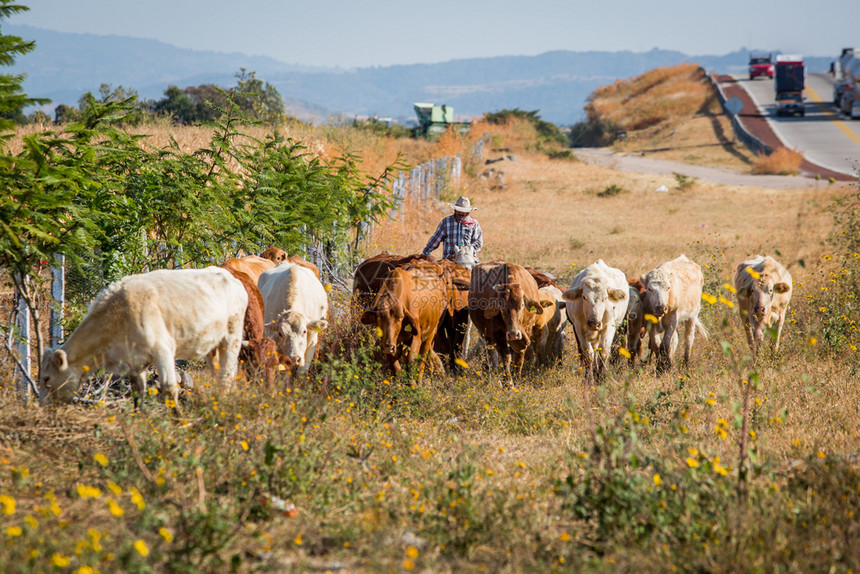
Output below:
[774,55,805,117]
[749,54,775,80]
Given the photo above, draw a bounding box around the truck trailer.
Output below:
[835,49,860,119]
[774,55,805,117]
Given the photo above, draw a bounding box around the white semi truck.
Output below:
[833,48,860,119]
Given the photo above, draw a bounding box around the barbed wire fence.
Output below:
[6,153,469,396]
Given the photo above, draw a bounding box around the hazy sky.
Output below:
[11,0,859,68]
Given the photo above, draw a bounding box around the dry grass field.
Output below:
[1,118,859,573]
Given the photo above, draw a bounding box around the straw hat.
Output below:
[449,196,476,213]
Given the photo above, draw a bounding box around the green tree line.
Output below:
[0,2,400,369]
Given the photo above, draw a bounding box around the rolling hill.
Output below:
[8,24,834,125]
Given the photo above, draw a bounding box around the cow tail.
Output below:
[694,317,709,339]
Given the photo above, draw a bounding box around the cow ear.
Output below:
[309,320,328,332]
[492,284,506,293]
[49,349,68,371]
[774,282,790,294]
[562,288,582,302]
[737,285,751,297]
[608,288,627,302]
[359,311,375,325]
[526,300,544,315]
[540,299,555,308]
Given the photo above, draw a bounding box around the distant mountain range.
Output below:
[8,25,835,125]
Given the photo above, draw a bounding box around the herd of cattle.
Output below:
[37,246,794,407]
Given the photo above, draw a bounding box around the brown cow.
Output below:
[352,253,437,314]
[525,267,558,289]
[261,247,322,280]
[623,277,649,365]
[260,247,288,265]
[360,266,447,381]
[469,261,551,382]
[240,338,293,388]
[220,261,288,387]
[432,259,472,373]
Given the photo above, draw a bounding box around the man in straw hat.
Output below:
[422,196,483,261]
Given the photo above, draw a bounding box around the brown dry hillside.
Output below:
[584,63,756,170]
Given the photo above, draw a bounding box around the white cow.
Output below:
[734,255,793,353]
[642,254,707,373]
[562,260,629,381]
[39,267,248,408]
[258,263,329,373]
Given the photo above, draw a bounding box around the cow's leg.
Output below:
[596,328,616,382]
[774,313,787,352]
[301,334,319,378]
[657,315,678,374]
[130,370,147,410]
[221,330,243,388]
[460,316,472,360]
[682,317,696,367]
[417,330,439,383]
[740,309,755,350]
[154,349,180,412]
[493,333,512,384]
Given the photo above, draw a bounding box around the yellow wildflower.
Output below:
[107,499,124,517]
[134,539,149,557]
[0,494,15,515]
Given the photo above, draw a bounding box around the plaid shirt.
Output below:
[422,215,483,260]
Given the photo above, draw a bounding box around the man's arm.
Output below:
[423,220,446,255]
[471,222,484,253]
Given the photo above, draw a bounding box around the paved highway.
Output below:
[735,73,860,176]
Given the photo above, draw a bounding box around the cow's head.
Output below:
[360,293,414,356]
[271,310,327,367]
[489,282,544,343]
[739,274,791,335]
[563,278,627,332]
[454,245,478,269]
[39,349,80,403]
[241,338,294,383]
[260,247,288,265]
[643,268,672,318]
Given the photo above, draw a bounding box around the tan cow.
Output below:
[641,254,707,373]
[527,285,566,367]
[562,260,629,381]
[222,255,275,284]
[734,255,793,353]
[469,261,551,382]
